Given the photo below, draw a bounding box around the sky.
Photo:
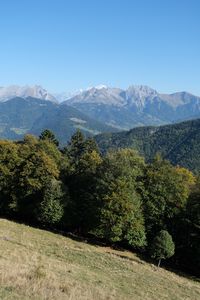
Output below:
[0,0,200,95]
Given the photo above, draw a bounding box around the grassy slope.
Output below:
[0,219,199,300]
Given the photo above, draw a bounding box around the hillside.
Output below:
[95,119,200,172]
[0,219,199,300]
[0,97,114,145]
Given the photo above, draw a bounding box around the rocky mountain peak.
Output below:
[0,85,57,103]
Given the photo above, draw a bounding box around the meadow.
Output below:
[0,219,199,300]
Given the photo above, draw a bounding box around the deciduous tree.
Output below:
[150,230,175,267]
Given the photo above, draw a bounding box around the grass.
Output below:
[0,219,199,300]
[74,124,100,135]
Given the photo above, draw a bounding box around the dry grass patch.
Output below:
[0,219,200,300]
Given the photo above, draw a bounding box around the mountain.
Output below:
[2,84,200,148]
[0,85,57,103]
[63,85,200,130]
[53,89,84,103]
[0,97,114,145]
[95,118,200,173]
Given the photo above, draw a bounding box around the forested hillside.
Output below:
[95,119,200,172]
[0,130,199,277]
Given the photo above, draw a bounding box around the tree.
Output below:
[0,138,61,222]
[37,179,64,227]
[142,155,195,238]
[93,149,146,248]
[14,144,60,222]
[0,140,21,215]
[23,134,38,146]
[173,180,200,275]
[38,138,67,169]
[150,230,175,267]
[64,129,85,162]
[63,132,102,232]
[95,178,146,248]
[39,129,59,147]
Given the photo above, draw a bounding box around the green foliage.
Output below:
[94,149,146,248]
[23,134,38,146]
[37,179,64,226]
[173,180,200,275]
[39,129,59,146]
[102,148,145,182]
[142,155,195,237]
[95,178,146,248]
[64,130,85,166]
[38,138,68,170]
[0,129,200,276]
[0,141,22,214]
[0,135,62,221]
[185,187,200,273]
[96,119,200,173]
[63,131,102,232]
[150,230,175,266]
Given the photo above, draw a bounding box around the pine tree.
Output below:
[65,130,85,160]
[39,129,59,147]
[37,179,64,227]
[63,131,102,232]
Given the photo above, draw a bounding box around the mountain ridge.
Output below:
[0,85,57,103]
[0,96,115,145]
[62,85,200,129]
[95,118,200,172]
[2,84,200,146]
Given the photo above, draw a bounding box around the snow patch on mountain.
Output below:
[86,84,108,91]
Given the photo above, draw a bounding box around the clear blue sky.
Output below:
[0,0,200,95]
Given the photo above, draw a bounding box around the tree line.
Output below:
[0,129,199,276]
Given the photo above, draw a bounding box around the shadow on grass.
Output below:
[136,251,200,283]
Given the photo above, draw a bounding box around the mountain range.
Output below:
[0,85,57,103]
[1,84,200,145]
[0,95,114,145]
[63,85,200,129]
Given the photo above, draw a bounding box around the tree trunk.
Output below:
[157,259,161,267]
